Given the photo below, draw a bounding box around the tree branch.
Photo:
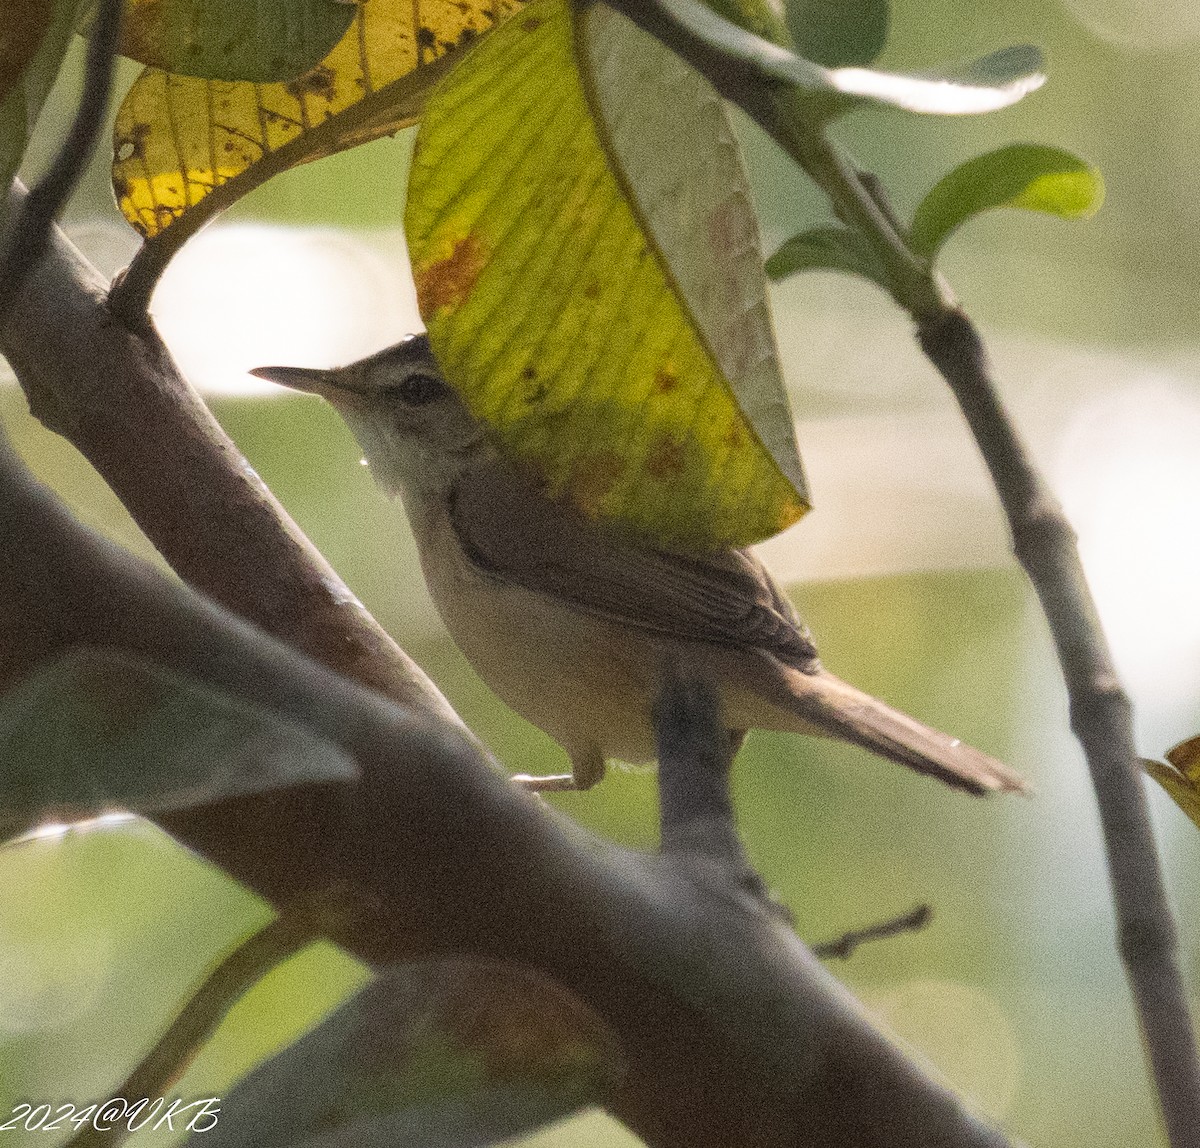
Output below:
[0,185,457,727]
[812,905,932,961]
[0,428,1013,1148]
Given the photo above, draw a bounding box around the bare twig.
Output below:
[918,310,1200,1145]
[812,905,932,961]
[0,0,123,319]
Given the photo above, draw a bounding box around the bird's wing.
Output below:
[449,463,820,670]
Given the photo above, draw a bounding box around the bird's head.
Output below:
[253,334,490,498]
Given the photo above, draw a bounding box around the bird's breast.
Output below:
[406,502,663,764]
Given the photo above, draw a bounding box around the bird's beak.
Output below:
[250,364,372,397]
[250,364,335,394]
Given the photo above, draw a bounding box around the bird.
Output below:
[252,335,1026,796]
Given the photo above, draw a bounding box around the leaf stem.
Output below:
[765,91,944,315]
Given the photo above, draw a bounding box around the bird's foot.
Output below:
[511,772,580,792]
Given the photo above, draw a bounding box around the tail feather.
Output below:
[779,668,1028,796]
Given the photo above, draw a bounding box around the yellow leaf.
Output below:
[111,0,524,240]
[1143,736,1200,827]
[405,0,808,551]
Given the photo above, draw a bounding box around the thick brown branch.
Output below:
[0,194,457,727]
[917,308,1200,1145]
[0,436,1013,1148]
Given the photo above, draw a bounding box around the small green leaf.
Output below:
[910,143,1105,259]
[0,648,358,840]
[1144,736,1200,830]
[765,225,888,287]
[117,0,358,82]
[649,0,1043,117]
[185,960,622,1148]
[787,0,889,67]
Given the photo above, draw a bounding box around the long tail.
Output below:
[776,667,1028,796]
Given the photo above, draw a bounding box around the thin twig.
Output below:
[0,0,123,319]
[812,905,932,961]
[605,1,1200,1139]
[918,309,1200,1145]
[67,895,343,1148]
[653,665,785,916]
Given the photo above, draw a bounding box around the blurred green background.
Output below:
[4,0,1200,1144]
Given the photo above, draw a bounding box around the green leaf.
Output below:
[185,960,621,1148]
[787,0,889,67]
[118,0,358,82]
[909,144,1105,259]
[1144,736,1200,830]
[0,648,358,840]
[649,0,1043,116]
[406,0,808,551]
[765,225,888,287]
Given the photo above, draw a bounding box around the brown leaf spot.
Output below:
[723,420,744,449]
[571,450,624,516]
[416,25,437,60]
[521,365,537,380]
[582,278,601,300]
[654,367,678,393]
[285,65,335,101]
[521,15,544,31]
[646,436,685,481]
[415,234,488,316]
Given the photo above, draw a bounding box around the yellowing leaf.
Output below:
[406,0,808,551]
[118,0,356,82]
[111,0,524,241]
[1144,735,1200,828]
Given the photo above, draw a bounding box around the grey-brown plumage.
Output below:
[254,337,1027,797]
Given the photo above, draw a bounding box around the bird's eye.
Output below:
[394,371,447,407]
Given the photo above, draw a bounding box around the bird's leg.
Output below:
[511,744,606,793]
